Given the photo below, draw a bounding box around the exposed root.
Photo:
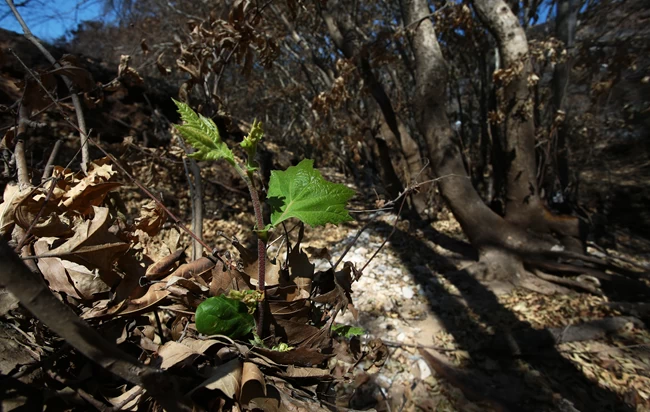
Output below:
[513,270,573,295]
[531,269,604,296]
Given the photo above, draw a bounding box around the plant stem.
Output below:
[234,165,267,336]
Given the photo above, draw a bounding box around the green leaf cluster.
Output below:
[195,295,255,338]
[331,324,365,338]
[172,101,356,230]
[240,119,264,172]
[172,99,236,165]
[267,159,355,227]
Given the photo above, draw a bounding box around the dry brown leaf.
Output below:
[246,384,282,412]
[288,243,315,292]
[287,224,315,291]
[107,385,142,411]
[135,200,167,236]
[20,212,73,238]
[145,248,185,280]
[157,341,202,369]
[35,238,110,300]
[82,257,216,319]
[46,206,128,270]
[274,319,321,346]
[191,358,242,399]
[49,65,96,92]
[241,362,266,407]
[252,347,331,367]
[280,365,332,379]
[0,184,34,236]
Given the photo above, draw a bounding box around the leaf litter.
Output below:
[2,148,650,411]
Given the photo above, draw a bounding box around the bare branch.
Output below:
[5,0,90,172]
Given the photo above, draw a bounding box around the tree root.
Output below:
[489,316,644,356]
[531,269,603,296]
[605,302,650,318]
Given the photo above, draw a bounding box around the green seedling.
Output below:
[173,100,355,339]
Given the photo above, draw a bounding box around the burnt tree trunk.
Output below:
[472,0,583,251]
[320,0,430,216]
[400,0,582,286]
[551,0,578,193]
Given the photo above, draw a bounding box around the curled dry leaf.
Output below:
[135,200,167,236]
[191,358,242,400]
[60,160,120,215]
[0,183,32,236]
[367,338,389,368]
[83,257,216,319]
[145,248,185,280]
[45,206,128,271]
[241,361,266,407]
[35,238,111,300]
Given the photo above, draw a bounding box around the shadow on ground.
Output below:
[375,221,636,412]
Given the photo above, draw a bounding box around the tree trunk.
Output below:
[551,0,578,193]
[472,0,582,249]
[320,1,429,216]
[400,0,533,252]
[399,0,585,285]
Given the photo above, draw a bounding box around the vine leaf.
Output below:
[267,159,355,227]
[195,295,255,338]
[172,99,236,165]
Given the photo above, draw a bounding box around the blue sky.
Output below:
[0,0,106,41]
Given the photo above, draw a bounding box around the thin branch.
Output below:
[6,0,89,172]
[14,103,30,187]
[177,137,204,260]
[0,238,191,412]
[42,138,63,181]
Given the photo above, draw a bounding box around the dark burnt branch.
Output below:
[0,239,191,412]
[6,0,90,172]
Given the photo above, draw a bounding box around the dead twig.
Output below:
[176,137,204,260]
[14,104,30,186]
[5,0,90,172]
[0,238,192,412]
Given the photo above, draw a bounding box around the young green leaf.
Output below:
[240,119,264,172]
[331,324,365,338]
[195,295,255,338]
[267,159,355,227]
[172,99,236,165]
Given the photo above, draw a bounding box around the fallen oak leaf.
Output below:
[189,358,242,400]
[82,257,216,319]
[36,207,128,270]
[145,248,186,280]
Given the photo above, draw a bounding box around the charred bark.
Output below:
[320,0,429,216]
[400,0,587,286]
[472,0,582,250]
[551,0,578,193]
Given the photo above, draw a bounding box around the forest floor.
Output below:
[2,136,650,411]
[117,146,650,412]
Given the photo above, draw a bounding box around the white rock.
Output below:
[401,286,415,299]
[417,358,432,380]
